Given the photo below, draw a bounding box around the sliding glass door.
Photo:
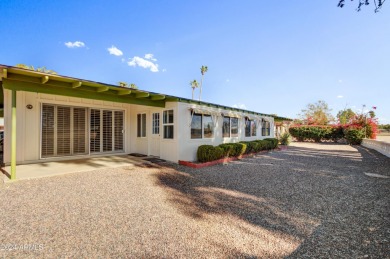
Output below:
[41,104,124,158]
[90,109,124,153]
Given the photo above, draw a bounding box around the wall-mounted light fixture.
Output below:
[26,104,33,109]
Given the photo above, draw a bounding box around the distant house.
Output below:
[0,65,290,177]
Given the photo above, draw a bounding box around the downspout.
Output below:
[11,89,16,180]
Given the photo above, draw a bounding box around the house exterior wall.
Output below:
[2,89,181,165]
[129,101,179,162]
[176,102,275,162]
[3,88,274,165]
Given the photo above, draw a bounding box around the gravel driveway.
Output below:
[1,142,389,258]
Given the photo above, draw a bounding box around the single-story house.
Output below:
[0,64,291,179]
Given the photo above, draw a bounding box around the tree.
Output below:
[190,79,199,100]
[337,108,356,125]
[15,64,57,75]
[338,0,386,12]
[298,100,334,125]
[199,65,208,101]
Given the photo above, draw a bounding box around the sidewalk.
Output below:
[1,155,147,183]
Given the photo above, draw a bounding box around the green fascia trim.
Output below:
[2,79,165,108]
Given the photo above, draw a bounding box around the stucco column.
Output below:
[11,89,16,180]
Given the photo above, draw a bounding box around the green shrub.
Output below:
[279,132,291,145]
[264,138,279,149]
[197,145,224,163]
[344,127,365,145]
[219,143,234,157]
[289,126,336,142]
[240,141,261,154]
[230,143,246,157]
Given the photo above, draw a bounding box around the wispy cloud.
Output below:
[144,53,157,61]
[338,79,343,83]
[127,55,159,72]
[233,103,247,109]
[107,46,123,56]
[337,95,343,98]
[65,41,85,48]
[162,69,167,72]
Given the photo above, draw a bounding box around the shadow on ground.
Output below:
[156,143,390,258]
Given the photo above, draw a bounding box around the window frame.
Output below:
[163,110,174,139]
[223,116,239,138]
[190,112,215,139]
[152,112,160,135]
[137,113,147,138]
[262,119,271,136]
[245,117,257,137]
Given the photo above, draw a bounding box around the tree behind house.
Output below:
[298,100,334,125]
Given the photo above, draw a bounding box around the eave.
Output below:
[0,66,167,108]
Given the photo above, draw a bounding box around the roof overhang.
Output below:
[0,66,175,108]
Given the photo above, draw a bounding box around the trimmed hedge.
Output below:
[344,127,365,145]
[264,138,279,149]
[289,125,344,143]
[197,138,278,163]
[197,145,224,163]
[219,143,247,157]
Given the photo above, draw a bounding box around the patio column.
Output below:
[11,89,16,180]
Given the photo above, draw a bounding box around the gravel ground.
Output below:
[1,142,389,258]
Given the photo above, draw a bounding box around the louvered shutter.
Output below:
[41,105,55,157]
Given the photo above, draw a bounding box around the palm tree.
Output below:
[199,65,208,101]
[190,79,199,100]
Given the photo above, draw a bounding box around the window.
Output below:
[137,113,146,137]
[203,115,214,138]
[245,118,257,137]
[152,113,160,135]
[231,117,239,137]
[191,113,202,139]
[262,120,271,136]
[223,116,239,138]
[163,110,174,139]
[191,112,214,139]
[251,121,257,136]
[222,117,230,138]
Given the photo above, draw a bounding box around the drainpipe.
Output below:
[11,90,16,180]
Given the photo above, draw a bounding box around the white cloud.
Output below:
[144,53,157,61]
[162,69,167,72]
[337,95,343,98]
[338,79,343,83]
[233,103,247,109]
[127,56,159,72]
[226,79,230,83]
[65,41,85,48]
[107,46,123,56]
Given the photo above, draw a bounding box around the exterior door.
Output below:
[150,112,160,157]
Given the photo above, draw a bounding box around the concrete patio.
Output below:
[1,155,150,183]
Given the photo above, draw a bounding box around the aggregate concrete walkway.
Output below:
[0,143,389,258]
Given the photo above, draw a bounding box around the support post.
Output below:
[11,90,17,180]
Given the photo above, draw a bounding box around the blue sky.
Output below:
[1,1,389,123]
